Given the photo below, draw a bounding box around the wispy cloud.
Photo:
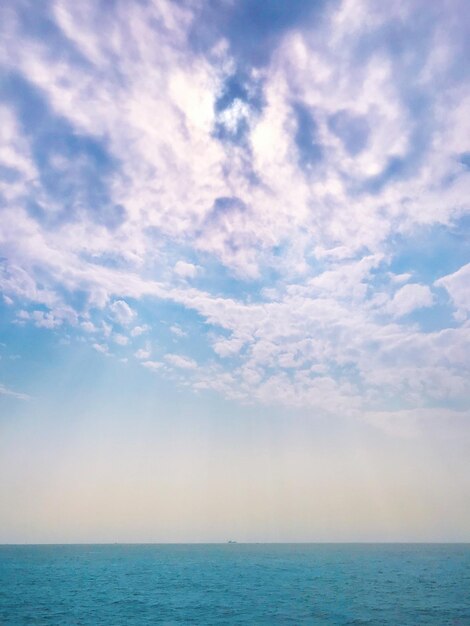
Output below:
[0,383,30,401]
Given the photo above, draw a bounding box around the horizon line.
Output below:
[2,541,469,546]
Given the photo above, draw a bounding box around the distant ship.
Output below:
[227,540,237,544]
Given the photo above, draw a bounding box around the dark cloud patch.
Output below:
[187,0,332,67]
[354,2,470,85]
[211,196,247,216]
[335,3,469,198]
[328,110,370,156]
[458,153,470,170]
[2,0,93,71]
[1,73,125,230]
[203,196,252,253]
[293,102,323,171]
[354,13,433,76]
[215,73,251,113]
[213,71,264,145]
[99,203,127,230]
[364,156,407,194]
[193,194,263,273]
[363,91,434,194]
[0,164,22,184]
[215,71,264,117]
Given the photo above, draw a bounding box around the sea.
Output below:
[0,543,469,625]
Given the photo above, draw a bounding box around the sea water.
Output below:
[0,543,469,624]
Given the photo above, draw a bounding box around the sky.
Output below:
[0,0,469,543]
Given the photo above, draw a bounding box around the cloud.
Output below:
[189,0,330,67]
[131,325,150,337]
[81,321,97,333]
[174,261,199,279]
[109,300,135,326]
[92,343,109,354]
[165,354,198,370]
[135,346,151,360]
[435,263,470,321]
[386,284,435,318]
[113,333,129,346]
[15,308,73,329]
[170,324,187,338]
[0,383,30,401]
[142,360,163,371]
[389,272,412,284]
[0,0,468,423]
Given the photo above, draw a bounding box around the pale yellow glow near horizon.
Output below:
[1,411,469,544]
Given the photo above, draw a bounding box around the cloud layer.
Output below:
[0,0,469,430]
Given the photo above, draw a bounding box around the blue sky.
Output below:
[0,0,469,542]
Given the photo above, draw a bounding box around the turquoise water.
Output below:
[0,544,469,624]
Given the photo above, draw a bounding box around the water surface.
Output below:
[1,543,469,624]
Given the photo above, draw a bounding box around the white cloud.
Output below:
[386,284,435,318]
[389,272,412,284]
[216,98,251,134]
[135,346,151,360]
[92,343,109,354]
[16,309,67,329]
[0,383,29,401]
[32,311,63,329]
[142,360,163,370]
[131,324,150,337]
[109,300,135,326]
[102,322,112,338]
[170,324,187,337]
[174,261,199,279]
[81,321,97,333]
[113,333,129,346]
[165,353,197,370]
[435,263,470,321]
[212,335,247,358]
